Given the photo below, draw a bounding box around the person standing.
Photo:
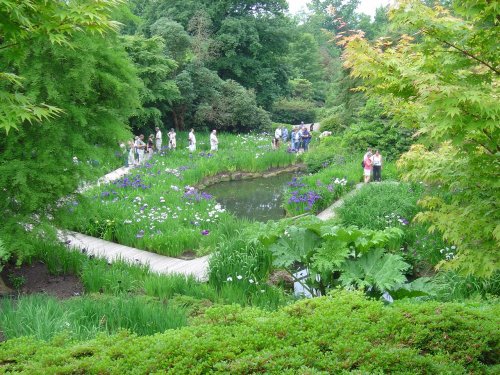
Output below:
[155,127,162,152]
[363,151,373,183]
[168,128,177,150]
[147,134,154,158]
[274,126,282,149]
[135,134,146,165]
[210,129,219,151]
[127,140,135,167]
[282,126,289,144]
[372,150,383,182]
[291,127,299,151]
[301,126,312,151]
[188,128,196,153]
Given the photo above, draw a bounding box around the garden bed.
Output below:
[0,262,83,299]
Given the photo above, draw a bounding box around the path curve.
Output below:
[59,230,209,281]
[316,183,363,221]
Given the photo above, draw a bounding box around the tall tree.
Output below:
[342,0,499,276]
[0,0,123,132]
[123,35,180,133]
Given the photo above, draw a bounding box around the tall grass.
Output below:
[0,294,187,341]
[80,258,149,295]
[336,182,424,229]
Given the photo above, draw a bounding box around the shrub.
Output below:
[1,291,498,373]
[271,98,316,124]
[319,113,345,134]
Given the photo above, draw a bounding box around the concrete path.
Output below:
[316,183,364,221]
[64,163,211,281]
[77,166,132,193]
[59,230,210,281]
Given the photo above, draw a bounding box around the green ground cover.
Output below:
[1,291,498,374]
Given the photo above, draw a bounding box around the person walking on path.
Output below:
[301,126,312,151]
[188,128,196,153]
[135,134,146,165]
[372,150,383,182]
[155,127,162,152]
[127,139,135,167]
[210,129,219,151]
[168,128,177,150]
[273,126,282,149]
[363,151,373,183]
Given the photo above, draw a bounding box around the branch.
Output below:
[421,28,499,75]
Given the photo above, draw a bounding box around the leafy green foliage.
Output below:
[263,220,407,296]
[0,0,123,132]
[339,248,410,291]
[270,226,322,268]
[1,291,498,373]
[122,35,180,133]
[342,0,499,275]
[271,98,316,124]
[0,33,140,216]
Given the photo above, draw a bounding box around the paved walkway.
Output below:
[65,163,210,281]
[59,230,210,281]
[77,166,132,193]
[316,183,364,221]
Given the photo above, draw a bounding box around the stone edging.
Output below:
[196,164,306,190]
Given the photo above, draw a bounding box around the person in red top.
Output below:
[363,151,373,183]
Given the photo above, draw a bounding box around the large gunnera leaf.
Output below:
[339,248,410,292]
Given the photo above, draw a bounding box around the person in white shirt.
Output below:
[274,126,282,149]
[168,128,176,149]
[135,134,146,164]
[372,150,383,182]
[155,127,162,152]
[188,128,196,153]
[210,129,218,151]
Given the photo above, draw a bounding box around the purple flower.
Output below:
[136,230,145,239]
[201,229,210,236]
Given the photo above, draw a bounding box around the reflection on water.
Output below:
[203,172,297,222]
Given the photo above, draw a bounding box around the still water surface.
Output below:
[204,172,296,222]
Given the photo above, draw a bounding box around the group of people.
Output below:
[273,122,313,152]
[188,129,218,153]
[362,148,383,183]
[125,128,220,166]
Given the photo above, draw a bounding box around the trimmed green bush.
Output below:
[1,291,498,374]
[271,98,316,124]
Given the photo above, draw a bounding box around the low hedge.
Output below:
[1,291,498,374]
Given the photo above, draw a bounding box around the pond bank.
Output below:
[196,163,307,190]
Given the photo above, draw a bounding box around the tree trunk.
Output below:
[0,275,12,296]
[172,110,179,131]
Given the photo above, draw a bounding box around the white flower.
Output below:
[249,279,254,284]
[236,275,243,280]
[227,276,233,282]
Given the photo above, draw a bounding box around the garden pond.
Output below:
[203,172,299,221]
